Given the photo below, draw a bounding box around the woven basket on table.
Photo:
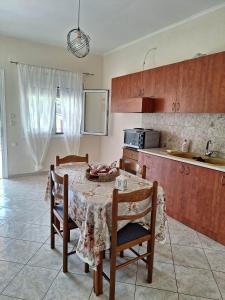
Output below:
[86,168,120,182]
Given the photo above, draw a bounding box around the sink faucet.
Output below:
[205,140,213,157]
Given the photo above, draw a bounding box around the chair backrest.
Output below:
[56,154,89,166]
[119,158,146,179]
[111,181,158,246]
[50,164,68,219]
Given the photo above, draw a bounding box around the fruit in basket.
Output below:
[88,162,117,176]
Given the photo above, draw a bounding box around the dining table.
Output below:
[45,162,167,295]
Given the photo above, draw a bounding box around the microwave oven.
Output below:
[123,128,160,149]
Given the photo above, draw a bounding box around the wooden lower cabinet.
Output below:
[138,152,225,245]
[122,148,139,174]
[215,173,225,244]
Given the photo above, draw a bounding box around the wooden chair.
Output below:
[105,182,158,300]
[56,154,88,166]
[119,158,147,250]
[119,158,146,179]
[50,164,89,273]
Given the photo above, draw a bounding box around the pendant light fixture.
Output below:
[67,0,90,58]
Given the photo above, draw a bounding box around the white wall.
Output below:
[0,35,103,176]
[100,6,225,163]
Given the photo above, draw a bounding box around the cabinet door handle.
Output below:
[221,175,225,186]
[179,164,185,174]
[176,102,180,112]
[185,166,190,175]
[172,102,175,112]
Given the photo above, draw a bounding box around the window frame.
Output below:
[81,89,109,136]
[54,86,64,135]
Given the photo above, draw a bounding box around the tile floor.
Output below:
[0,175,224,300]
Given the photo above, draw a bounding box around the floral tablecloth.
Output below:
[45,163,167,267]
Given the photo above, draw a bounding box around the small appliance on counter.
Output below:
[123,128,160,149]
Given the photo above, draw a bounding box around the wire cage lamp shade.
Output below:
[67,0,90,58]
[67,28,90,58]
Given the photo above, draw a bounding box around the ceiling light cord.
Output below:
[77,0,80,30]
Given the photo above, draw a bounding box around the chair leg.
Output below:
[63,227,68,273]
[109,250,117,300]
[84,263,89,273]
[103,250,105,259]
[147,240,154,283]
[119,251,124,258]
[50,215,55,249]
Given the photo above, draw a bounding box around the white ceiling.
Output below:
[0,0,225,54]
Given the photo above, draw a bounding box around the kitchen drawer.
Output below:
[123,148,139,161]
[121,158,137,174]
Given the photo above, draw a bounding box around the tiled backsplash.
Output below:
[142,113,225,158]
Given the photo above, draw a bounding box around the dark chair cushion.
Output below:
[54,204,76,225]
[117,223,149,246]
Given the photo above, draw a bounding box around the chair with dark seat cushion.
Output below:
[50,164,89,273]
[119,158,147,252]
[102,182,158,300]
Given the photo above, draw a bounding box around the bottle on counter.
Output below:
[181,139,190,153]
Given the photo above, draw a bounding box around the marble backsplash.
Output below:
[142,113,225,158]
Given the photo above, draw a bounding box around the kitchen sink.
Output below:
[166,150,225,166]
[204,157,225,166]
[166,151,199,159]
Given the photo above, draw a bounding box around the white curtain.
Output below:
[17,64,56,171]
[56,70,83,154]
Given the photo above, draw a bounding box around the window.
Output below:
[55,87,63,134]
[81,89,109,136]
[54,88,109,136]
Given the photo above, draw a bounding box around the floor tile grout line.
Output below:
[135,284,179,295]
[41,266,62,300]
[178,292,221,300]
[133,254,139,300]
[0,234,50,244]
[170,219,225,299]
[196,231,225,253]
[0,235,45,245]
[88,287,94,300]
[201,245,224,300]
[1,240,45,296]
[0,292,26,300]
[167,220,179,295]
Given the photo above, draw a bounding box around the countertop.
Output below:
[138,148,225,173]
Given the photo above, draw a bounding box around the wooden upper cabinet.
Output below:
[111,75,130,101]
[128,71,143,97]
[111,51,225,113]
[111,75,130,112]
[153,63,179,112]
[204,52,225,113]
[143,68,156,97]
[177,55,208,113]
[111,72,154,113]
